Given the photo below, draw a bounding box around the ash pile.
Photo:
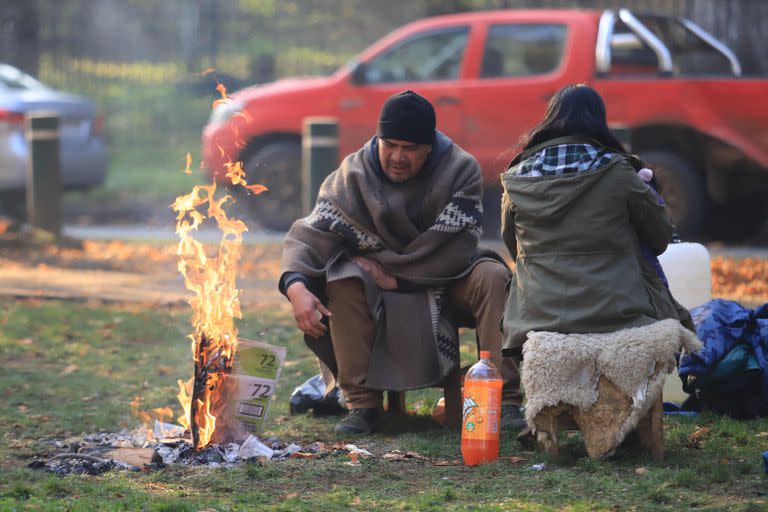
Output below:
[29,423,330,476]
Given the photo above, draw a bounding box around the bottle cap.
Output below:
[479,350,490,360]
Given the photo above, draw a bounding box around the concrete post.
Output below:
[301,117,338,215]
[25,112,61,239]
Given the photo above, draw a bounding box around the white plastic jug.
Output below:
[657,241,711,403]
[658,242,712,310]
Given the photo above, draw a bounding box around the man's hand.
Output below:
[286,281,332,338]
[353,256,397,290]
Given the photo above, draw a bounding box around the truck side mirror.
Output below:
[350,61,368,85]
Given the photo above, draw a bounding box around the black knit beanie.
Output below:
[377,90,436,145]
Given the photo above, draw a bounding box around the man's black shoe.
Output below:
[334,407,382,435]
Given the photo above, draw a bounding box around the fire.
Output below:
[171,150,266,450]
[212,82,230,110]
[183,152,192,174]
[130,396,174,442]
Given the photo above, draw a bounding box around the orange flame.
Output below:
[183,153,192,174]
[171,181,245,449]
[212,82,230,110]
[246,184,269,195]
[172,77,268,449]
[130,396,174,442]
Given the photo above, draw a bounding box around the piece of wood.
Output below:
[386,391,406,414]
[100,448,155,468]
[636,395,665,460]
[534,408,561,457]
[443,368,462,431]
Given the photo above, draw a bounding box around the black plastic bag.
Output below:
[289,374,346,415]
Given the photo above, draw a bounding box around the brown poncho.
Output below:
[281,132,495,390]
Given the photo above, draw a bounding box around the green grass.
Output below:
[61,82,214,211]
[1,298,767,511]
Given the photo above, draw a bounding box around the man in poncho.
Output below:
[279,90,519,434]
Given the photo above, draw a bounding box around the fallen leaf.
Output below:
[635,467,647,475]
[289,452,317,459]
[285,493,298,500]
[352,496,362,505]
[349,452,359,463]
[720,458,730,465]
[59,364,78,376]
[508,456,529,464]
[18,338,33,345]
[432,459,462,466]
[383,450,430,462]
[754,432,768,438]
[155,365,174,376]
[688,426,711,448]
[17,405,28,413]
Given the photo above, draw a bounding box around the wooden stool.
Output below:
[533,376,664,460]
[386,366,463,430]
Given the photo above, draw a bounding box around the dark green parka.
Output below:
[500,137,691,353]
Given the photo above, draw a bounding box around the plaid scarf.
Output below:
[516,143,614,177]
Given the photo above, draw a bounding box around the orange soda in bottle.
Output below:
[461,350,502,466]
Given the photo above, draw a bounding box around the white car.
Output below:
[0,63,108,218]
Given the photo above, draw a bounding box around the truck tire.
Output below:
[243,141,302,232]
[639,151,707,239]
[0,190,26,221]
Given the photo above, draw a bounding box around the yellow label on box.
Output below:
[233,338,286,434]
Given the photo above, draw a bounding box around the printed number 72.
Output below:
[250,383,272,398]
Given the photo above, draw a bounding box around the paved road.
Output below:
[63,225,286,244]
[63,224,768,258]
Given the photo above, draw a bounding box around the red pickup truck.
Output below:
[202,8,768,239]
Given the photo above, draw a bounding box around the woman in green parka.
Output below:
[500,84,693,357]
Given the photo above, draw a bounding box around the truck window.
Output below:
[609,16,732,76]
[364,27,469,84]
[608,21,660,76]
[635,15,732,75]
[480,24,567,78]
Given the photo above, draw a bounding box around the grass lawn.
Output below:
[0,298,767,511]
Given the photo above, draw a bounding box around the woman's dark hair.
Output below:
[519,84,628,155]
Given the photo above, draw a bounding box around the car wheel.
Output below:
[242,141,302,232]
[0,190,27,221]
[639,151,707,239]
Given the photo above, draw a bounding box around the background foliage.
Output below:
[0,0,765,181]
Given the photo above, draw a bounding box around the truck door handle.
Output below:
[435,96,460,105]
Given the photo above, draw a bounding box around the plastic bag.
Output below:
[289,374,346,415]
[679,299,768,418]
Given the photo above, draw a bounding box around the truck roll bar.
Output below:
[595,8,742,77]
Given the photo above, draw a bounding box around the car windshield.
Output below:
[0,64,48,91]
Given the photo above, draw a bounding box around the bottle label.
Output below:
[462,381,501,441]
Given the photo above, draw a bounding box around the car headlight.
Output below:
[208,99,245,125]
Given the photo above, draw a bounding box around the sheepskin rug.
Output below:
[521,319,702,458]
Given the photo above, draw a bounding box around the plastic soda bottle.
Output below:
[461,350,502,466]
